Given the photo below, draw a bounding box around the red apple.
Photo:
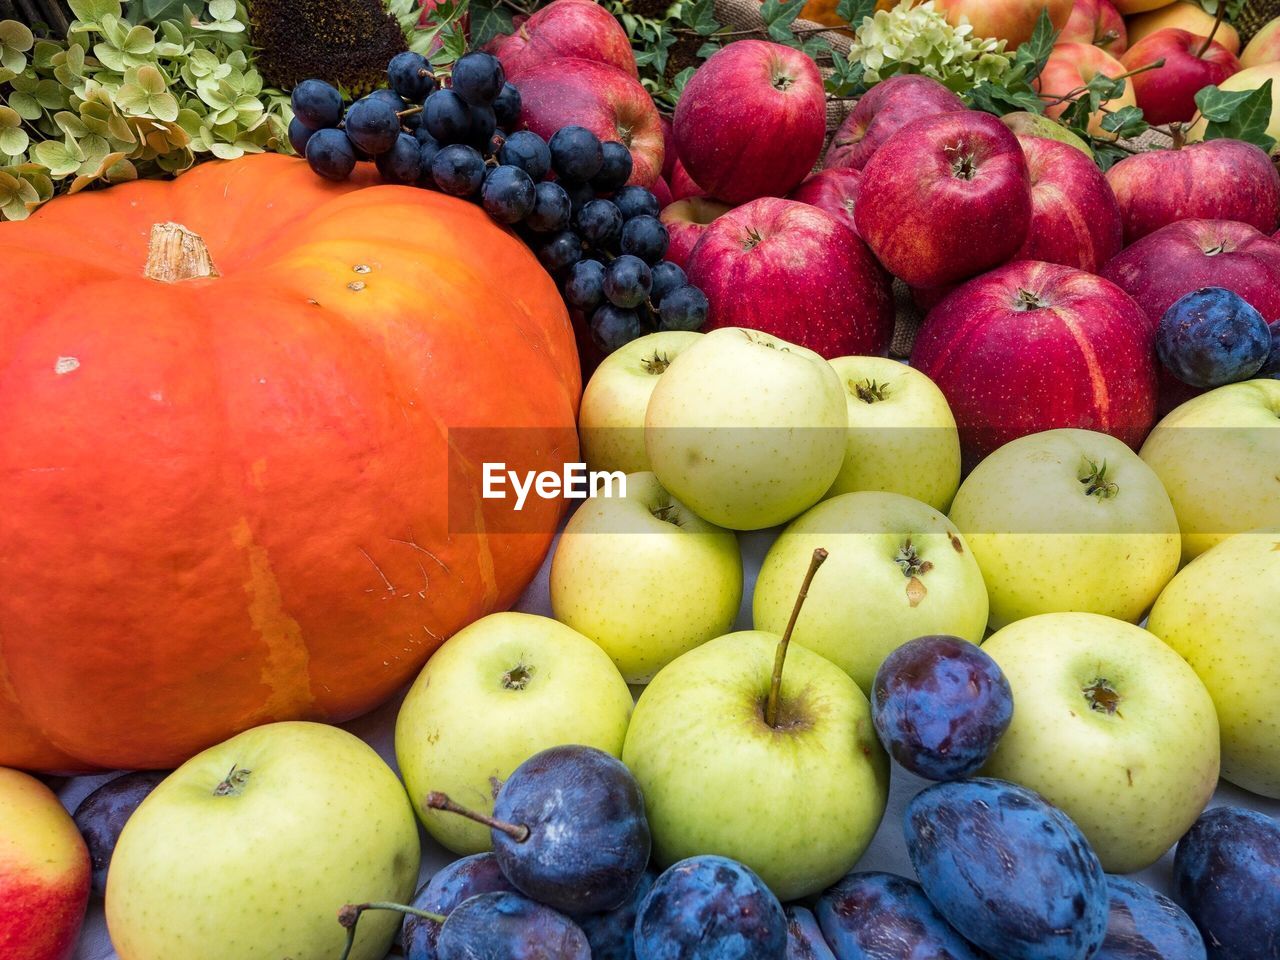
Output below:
[1060,0,1128,53]
[1014,134,1123,273]
[912,284,955,313]
[661,197,734,268]
[823,74,966,171]
[854,111,1032,288]
[912,261,1156,467]
[652,175,673,209]
[1129,3,1241,56]
[1037,42,1137,136]
[486,0,637,79]
[669,159,705,201]
[0,769,90,960]
[788,167,862,236]
[687,197,894,357]
[516,58,663,187]
[933,0,1074,48]
[1122,28,1241,125]
[659,113,677,182]
[673,40,826,204]
[1104,139,1280,244]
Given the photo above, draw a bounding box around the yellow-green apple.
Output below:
[787,167,862,236]
[1241,15,1280,67]
[1121,28,1241,125]
[948,429,1180,629]
[1014,134,1123,272]
[753,491,988,692]
[659,197,731,268]
[823,74,965,171]
[549,471,743,683]
[1139,379,1280,560]
[980,612,1219,872]
[107,722,419,960]
[1127,1,1241,54]
[824,357,962,512]
[933,0,1072,48]
[1000,110,1095,154]
[644,327,846,530]
[395,611,632,852]
[1114,0,1176,14]
[487,0,638,78]
[688,198,894,357]
[854,111,1032,289]
[673,40,826,203]
[515,57,663,186]
[1148,528,1280,797]
[579,330,703,475]
[0,769,89,960]
[1060,0,1128,53]
[1187,62,1280,150]
[1104,140,1280,243]
[1037,42,1137,136]
[622,621,889,899]
[910,261,1157,468]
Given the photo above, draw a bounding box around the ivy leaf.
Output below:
[758,0,807,43]
[967,80,1044,116]
[1085,69,1128,104]
[1014,7,1058,84]
[1201,80,1276,153]
[672,66,697,97]
[468,0,515,48]
[696,41,722,60]
[825,56,866,98]
[1195,83,1260,122]
[1100,104,1148,139]
[835,0,875,25]
[684,0,721,37]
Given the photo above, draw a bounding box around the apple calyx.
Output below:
[1012,288,1050,312]
[503,662,535,690]
[764,547,829,729]
[943,143,978,181]
[213,764,251,797]
[651,502,683,526]
[741,227,765,252]
[1078,457,1119,500]
[894,539,934,579]
[425,790,531,843]
[852,378,890,403]
[336,901,446,960]
[642,351,673,375]
[1083,678,1123,716]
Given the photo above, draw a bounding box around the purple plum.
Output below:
[402,853,514,960]
[786,905,836,960]
[1097,875,1204,960]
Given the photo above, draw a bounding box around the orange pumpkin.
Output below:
[0,153,580,772]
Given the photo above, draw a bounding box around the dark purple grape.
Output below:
[388,51,435,102]
[536,231,585,272]
[498,130,551,181]
[564,259,607,312]
[451,51,506,106]
[483,165,537,224]
[574,870,656,960]
[344,95,401,155]
[1157,287,1271,388]
[375,132,423,184]
[401,853,514,960]
[288,116,315,155]
[603,254,651,309]
[649,261,687,305]
[368,88,408,110]
[436,891,589,960]
[417,134,442,185]
[786,905,838,960]
[493,82,522,130]
[424,89,471,144]
[526,181,572,233]
[431,143,486,197]
[815,872,984,960]
[73,771,168,898]
[614,184,661,220]
[290,78,342,129]
[658,285,709,332]
[575,199,624,250]
[549,125,604,183]
[620,214,668,264]
[871,635,1013,781]
[467,103,497,149]
[489,746,650,914]
[590,141,633,193]
[563,179,596,215]
[305,128,357,180]
[591,304,643,352]
[402,109,422,132]
[634,856,787,960]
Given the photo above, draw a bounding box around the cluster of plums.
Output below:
[287,50,708,353]
[1157,286,1280,389]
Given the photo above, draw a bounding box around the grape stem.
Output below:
[425,791,531,842]
[396,106,424,119]
[336,902,445,960]
[764,547,828,729]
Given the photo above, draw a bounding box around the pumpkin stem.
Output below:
[145,222,219,283]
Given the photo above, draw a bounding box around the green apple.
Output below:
[753,491,988,693]
[980,612,1220,873]
[999,111,1094,157]
[623,552,888,900]
[395,611,633,854]
[106,721,419,960]
[549,471,743,683]
[579,331,704,476]
[825,356,961,512]
[1139,379,1280,563]
[1147,529,1280,798]
[950,428,1180,630]
[644,327,846,530]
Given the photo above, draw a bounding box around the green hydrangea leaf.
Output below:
[68,0,124,23]
[0,19,34,75]
[8,92,41,120]
[32,137,84,176]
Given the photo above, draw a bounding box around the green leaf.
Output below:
[1014,6,1058,83]
[683,0,721,36]
[757,0,807,43]
[966,80,1044,116]
[1194,83,1258,122]
[672,66,697,97]
[835,0,875,24]
[208,0,237,20]
[696,41,721,60]
[31,137,84,176]
[8,92,42,120]
[1100,104,1148,139]
[1085,70,1127,104]
[68,0,123,22]
[468,0,515,47]
[1203,79,1276,153]
[0,110,28,155]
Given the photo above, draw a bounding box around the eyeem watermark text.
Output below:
[483,463,626,511]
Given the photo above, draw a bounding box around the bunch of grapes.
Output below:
[289,51,708,353]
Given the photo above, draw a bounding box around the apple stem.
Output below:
[336,902,446,960]
[1196,3,1228,58]
[764,547,828,729]
[425,791,531,842]
[1039,59,1165,108]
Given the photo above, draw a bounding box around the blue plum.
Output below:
[435,891,590,959]
[575,869,657,960]
[1173,806,1280,960]
[786,906,836,960]
[1259,321,1279,378]
[73,770,168,897]
[401,853,514,960]
[905,778,1107,960]
[871,635,1013,781]
[634,855,788,960]
[1096,875,1204,960]
[1156,287,1271,388]
[814,871,986,960]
